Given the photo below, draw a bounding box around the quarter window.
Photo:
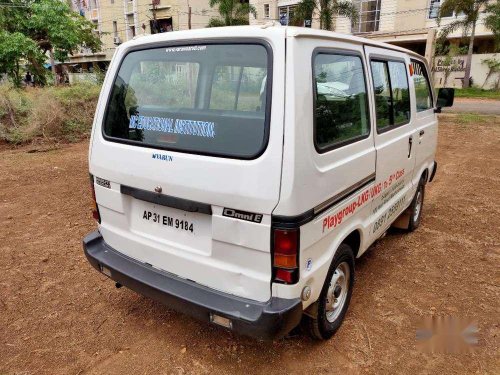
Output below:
[411,60,433,112]
[370,60,411,131]
[314,53,370,151]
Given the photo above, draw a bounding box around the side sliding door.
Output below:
[364,46,418,244]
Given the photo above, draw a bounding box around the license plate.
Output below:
[130,200,212,255]
[142,210,194,234]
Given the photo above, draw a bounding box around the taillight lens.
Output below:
[89,174,101,223]
[273,228,299,284]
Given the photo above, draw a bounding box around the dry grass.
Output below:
[0,83,101,145]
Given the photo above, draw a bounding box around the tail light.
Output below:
[89,174,101,223]
[272,228,299,284]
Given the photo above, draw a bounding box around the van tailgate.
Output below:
[89,33,286,302]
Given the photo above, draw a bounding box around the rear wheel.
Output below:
[408,178,425,232]
[303,244,355,340]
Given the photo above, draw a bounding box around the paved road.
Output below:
[443,98,500,115]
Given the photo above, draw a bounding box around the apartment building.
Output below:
[250,0,498,88]
[66,0,215,76]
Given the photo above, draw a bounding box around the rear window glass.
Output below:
[103,44,271,159]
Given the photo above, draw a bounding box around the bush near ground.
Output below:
[453,87,500,100]
[0,83,101,145]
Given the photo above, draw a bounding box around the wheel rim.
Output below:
[413,189,423,222]
[325,261,350,323]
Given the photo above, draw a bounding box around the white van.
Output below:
[83,26,454,340]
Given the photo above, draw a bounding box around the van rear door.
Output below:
[89,30,286,302]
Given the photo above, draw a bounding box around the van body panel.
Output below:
[410,59,438,185]
[86,26,440,337]
[272,33,377,302]
[274,34,376,219]
[90,28,287,302]
[362,46,418,249]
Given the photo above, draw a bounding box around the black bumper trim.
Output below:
[83,231,303,340]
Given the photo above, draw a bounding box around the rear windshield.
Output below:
[103,43,271,159]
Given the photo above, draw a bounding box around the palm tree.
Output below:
[437,0,490,88]
[294,0,357,31]
[207,0,257,27]
[484,0,500,50]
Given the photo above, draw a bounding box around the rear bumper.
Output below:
[83,231,303,340]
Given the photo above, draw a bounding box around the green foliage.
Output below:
[207,0,257,26]
[454,87,500,99]
[437,0,490,41]
[294,0,357,30]
[0,82,101,144]
[484,0,500,50]
[0,31,45,86]
[437,0,493,88]
[0,0,102,85]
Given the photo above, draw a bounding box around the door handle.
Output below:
[419,130,425,136]
[408,136,413,158]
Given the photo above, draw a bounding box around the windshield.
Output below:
[103,43,271,159]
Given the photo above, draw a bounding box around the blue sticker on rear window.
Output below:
[129,115,215,138]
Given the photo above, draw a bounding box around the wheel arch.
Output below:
[341,229,362,258]
[421,168,429,184]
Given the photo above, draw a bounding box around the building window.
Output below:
[113,21,118,37]
[313,53,370,151]
[264,4,270,19]
[352,0,381,33]
[130,25,136,37]
[279,6,296,26]
[428,0,453,19]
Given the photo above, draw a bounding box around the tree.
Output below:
[484,0,500,50]
[0,0,102,86]
[294,0,357,31]
[481,57,500,89]
[0,31,46,86]
[207,0,257,27]
[437,0,492,88]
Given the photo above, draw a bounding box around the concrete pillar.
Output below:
[123,0,130,41]
[425,29,436,73]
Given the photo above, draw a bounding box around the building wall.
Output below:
[250,0,279,25]
[433,53,500,89]
[392,0,427,32]
[70,0,215,63]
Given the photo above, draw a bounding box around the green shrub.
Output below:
[0,82,101,144]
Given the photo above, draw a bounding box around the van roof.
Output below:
[284,26,425,60]
[124,25,426,61]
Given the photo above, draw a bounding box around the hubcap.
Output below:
[325,262,350,323]
[413,189,423,222]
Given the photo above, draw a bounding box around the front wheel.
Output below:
[303,244,355,340]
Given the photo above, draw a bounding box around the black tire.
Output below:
[303,243,355,340]
[407,178,426,232]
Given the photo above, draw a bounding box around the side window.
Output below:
[313,53,370,151]
[388,61,411,125]
[370,59,411,132]
[371,61,392,129]
[411,60,433,112]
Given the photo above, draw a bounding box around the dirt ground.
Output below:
[1,116,499,375]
